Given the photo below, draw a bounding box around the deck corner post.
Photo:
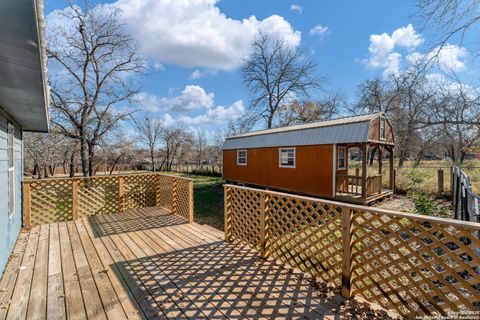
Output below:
[188,179,194,223]
[224,185,232,243]
[72,179,79,220]
[341,207,353,299]
[361,144,368,200]
[172,177,178,215]
[155,174,161,207]
[23,181,32,229]
[260,192,270,259]
[118,176,125,212]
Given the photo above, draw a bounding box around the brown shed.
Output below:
[223,112,395,204]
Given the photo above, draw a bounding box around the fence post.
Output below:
[260,192,270,259]
[188,180,194,223]
[118,176,125,212]
[438,169,444,195]
[155,174,161,207]
[341,207,353,299]
[172,177,178,215]
[72,180,78,220]
[224,185,232,243]
[23,182,32,229]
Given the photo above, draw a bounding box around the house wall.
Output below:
[368,117,395,144]
[0,114,23,276]
[223,144,334,197]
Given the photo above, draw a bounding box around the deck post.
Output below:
[188,180,194,223]
[341,207,353,299]
[118,176,125,212]
[378,146,383,194]
[260,192,270,259]
[72,180,78,220]
[23,181,32,229]
[389,147,394,191]
[361,144,367,200]
[224,185,232,242]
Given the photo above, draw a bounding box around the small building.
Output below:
[0,0,49,274]
[223,112,395,204]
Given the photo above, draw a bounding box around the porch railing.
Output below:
[365,174,382,196]
[335,174,361,195]
[224,184,480,318]
[23,173,193,227]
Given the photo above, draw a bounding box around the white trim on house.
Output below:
[337,146,347,170]
[278,147,296,168]
[7,122,15,218]
[236,149,247,166]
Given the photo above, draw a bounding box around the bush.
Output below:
[407,170,434,215]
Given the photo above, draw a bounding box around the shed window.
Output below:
[279,148,295,168]
[237,150,247,165]
[7,122,14,217]
[337,146,347,170]
[380,117,386,140]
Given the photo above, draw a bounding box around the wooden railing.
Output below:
[224,184,480,318]
[336,174,361,195]
[23,173,193,227]
[365,174,382,196]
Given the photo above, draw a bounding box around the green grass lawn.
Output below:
[171,173,225,230]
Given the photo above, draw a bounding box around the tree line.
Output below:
[24,0,480,178]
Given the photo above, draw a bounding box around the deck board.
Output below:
[0,207,349,320]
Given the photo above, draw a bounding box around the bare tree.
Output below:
[132,115,163,171]
[159,127,191,171]
[277,93,343,126]
[24,133,71,178]
[241,33,322,129]
[47,2,144,177]
[193,131,207,166]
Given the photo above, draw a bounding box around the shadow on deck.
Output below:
[0,207,364,319]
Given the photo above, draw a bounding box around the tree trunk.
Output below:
[88,142,95,177]
[150,149,155,172]
[33,163,39,178]
[69,151,76,178]
[80,138,89,177]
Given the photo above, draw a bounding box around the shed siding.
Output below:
[0,114,23,276]
[368,117,394,144]
[223,145,334,197]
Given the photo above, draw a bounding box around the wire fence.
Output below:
[451,165,480,223]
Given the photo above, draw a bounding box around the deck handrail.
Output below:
[224,183,480,318]
[23,173,194,227]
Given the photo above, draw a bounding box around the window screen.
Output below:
[338,146,347,169]
[380,118,386,140]
[279,148,295,167]
[237,150,247,165]
[7,122,14,216]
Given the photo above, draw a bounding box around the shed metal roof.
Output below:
[223,112,383,150]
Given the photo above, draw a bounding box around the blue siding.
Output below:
[0,115,23,276]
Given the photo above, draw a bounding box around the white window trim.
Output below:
[379,117,386,141]
[337,146,347,170]
[278,148,296,168]
[7,122,15,218]
[236,149,247,166]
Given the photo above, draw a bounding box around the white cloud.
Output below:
[177,100,245,126]
[309,25,329,39]
[160,85,214,112]
[365,24,423,75]
[428,44,467,72]
[189,69,218,80]
[290,4,303,13]
[134,92,163,112]
[114,0,301,70]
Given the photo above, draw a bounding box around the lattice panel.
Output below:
[156,175,173,211]
[351,210,480,317]
[77,177,119,217]
[267,194,343,286]
[228,187,263,249]
[124,174,157,210]
[28,179,73,226]
[176,178,191,219]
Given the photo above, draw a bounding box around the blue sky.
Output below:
[44,0,472,137]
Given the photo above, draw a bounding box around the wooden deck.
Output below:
[0,207,349,320]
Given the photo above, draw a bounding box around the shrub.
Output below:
[407,170,434,215]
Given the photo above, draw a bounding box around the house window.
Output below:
[279,148,295,168]
[380,117,386,140]
[7,122,14,217]
[337,146,347,170]
[237,150,247,165]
